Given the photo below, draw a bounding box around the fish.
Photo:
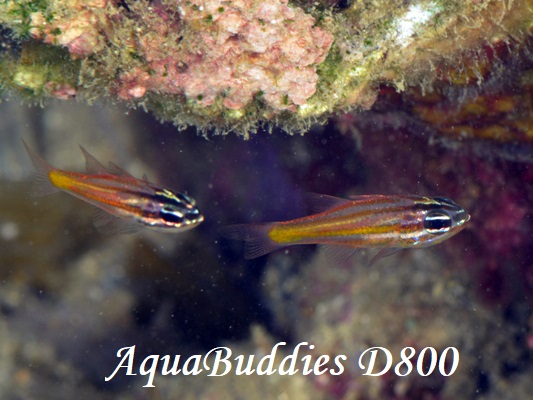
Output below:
[221,194,470,261]
[22,140,204,234]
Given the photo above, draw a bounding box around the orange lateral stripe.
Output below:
[48,170,141,215]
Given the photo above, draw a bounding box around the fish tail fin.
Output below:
[22,139,59,197]
[220,223,284,259]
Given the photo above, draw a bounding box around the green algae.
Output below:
[0,40,80,100]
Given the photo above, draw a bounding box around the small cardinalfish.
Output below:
[222,194,470,261]
[23,140,204,234]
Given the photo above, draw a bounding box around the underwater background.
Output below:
[0,86,532,399]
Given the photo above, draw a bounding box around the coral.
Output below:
[0,41,80,100]
[263,249,528,400]
[408,37,533,145]
[116,0,333,113]
[28,0,109,56]
[0,0,532,134]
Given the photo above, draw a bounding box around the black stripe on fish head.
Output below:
[153,189,197,208]
[154,189,203,227]
[432,196,458,207]
[413,198,449,212]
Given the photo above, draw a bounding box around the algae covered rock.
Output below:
[1,0,531,135]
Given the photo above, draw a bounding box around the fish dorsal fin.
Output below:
[304,193,351,214]
[80,146,108,174]
[107,162,134,177]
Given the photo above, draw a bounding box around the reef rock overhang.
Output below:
[0,0,532,136]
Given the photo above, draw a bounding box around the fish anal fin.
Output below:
[93,209,143,235]
[368,247,402,266]
[107,162,134,178]
[304,193,351,214]
[321,245,360,265]
[79,146,109,174]
[22,139,60,197]
[220,223,284,259]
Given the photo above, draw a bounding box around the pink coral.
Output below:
[44,82,77,99]
[29,0,333,111]
[118,0,333,111]
[30,1,109,57]
[23,0,332,112]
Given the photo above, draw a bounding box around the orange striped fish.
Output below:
[222,194,470,260]
[23,140,203,234]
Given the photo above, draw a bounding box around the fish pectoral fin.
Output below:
[80,146,109,174]
[321,245,360,265]
[107,162,134,178]
[367,247,402,266]
[93,210,143,235]
[304,193,351,214]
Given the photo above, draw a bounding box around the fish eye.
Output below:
[424,211,452,234]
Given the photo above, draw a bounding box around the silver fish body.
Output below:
[222,194,470,260]
[23,140,204,234]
